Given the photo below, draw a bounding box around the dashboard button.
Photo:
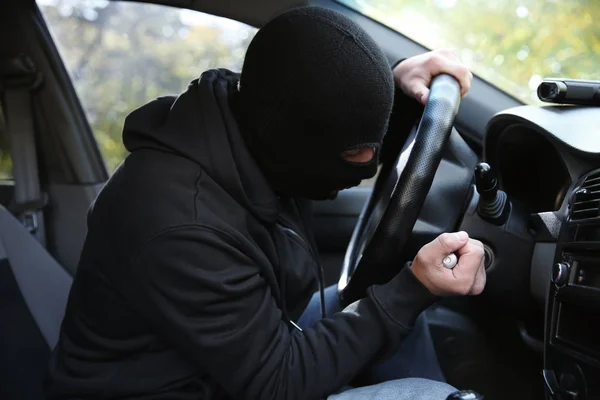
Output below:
[552,262,570,287]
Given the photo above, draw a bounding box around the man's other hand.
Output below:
[393,49,473,105]
[410,232,486,297]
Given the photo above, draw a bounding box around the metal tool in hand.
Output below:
[442,253,458,269]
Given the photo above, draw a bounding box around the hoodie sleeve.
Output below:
[126,225,436,400]
[379,60,425,166]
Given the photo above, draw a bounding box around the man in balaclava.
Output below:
[46,6,484,400]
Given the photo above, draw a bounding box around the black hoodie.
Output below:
[46,69,435,400]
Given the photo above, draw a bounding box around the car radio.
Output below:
[544,169,600,400]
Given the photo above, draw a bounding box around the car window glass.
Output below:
[339,0,600,104]
[0,103,12,180]
[38,0,257,174]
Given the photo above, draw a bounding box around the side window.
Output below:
[0,103,12,181]
[38,0,257,173]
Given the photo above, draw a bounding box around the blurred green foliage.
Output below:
[28,0,600,178]
[0,105,12,180]
[39,0,256,173]
[342,0,600,103]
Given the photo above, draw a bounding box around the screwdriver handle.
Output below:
[442,253,458,269]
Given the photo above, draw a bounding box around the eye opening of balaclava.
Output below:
[235,6,394,200]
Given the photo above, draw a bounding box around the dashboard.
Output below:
[482,105,600,400]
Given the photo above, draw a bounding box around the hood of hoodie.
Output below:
[122,69,280,224]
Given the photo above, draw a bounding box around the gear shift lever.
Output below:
[474,162,509,225]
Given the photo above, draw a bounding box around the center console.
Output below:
[544,169,600,400]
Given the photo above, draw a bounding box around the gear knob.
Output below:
[474,162,498,202]
[474,162,509,225]
[446,389,484,400]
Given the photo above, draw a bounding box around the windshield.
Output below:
[339,0,600,104]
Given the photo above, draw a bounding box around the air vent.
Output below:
[571,171,600,221]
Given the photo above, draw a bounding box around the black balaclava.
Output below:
[236,6,394,200]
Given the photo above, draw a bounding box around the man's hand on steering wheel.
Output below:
[393,49,474,105]
[411,232,486,297]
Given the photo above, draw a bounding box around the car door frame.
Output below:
[1,0,109,272]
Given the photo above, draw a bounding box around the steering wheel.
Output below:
[338,74,461,306]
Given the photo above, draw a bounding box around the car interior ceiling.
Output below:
[2,0,600,399]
